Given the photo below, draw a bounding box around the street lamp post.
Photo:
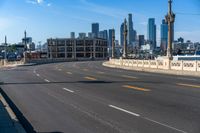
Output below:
[165,0,175,59]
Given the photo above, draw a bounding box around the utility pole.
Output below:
[123,19,128,58]
[112,29,115,58]
[24,30,27,62]
[165,0,175,59]
[4,36,7,64]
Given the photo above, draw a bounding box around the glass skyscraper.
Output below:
[92,23,99,38]
[120,22,124,46]
[109,29,115,48]
[98,30,108,40]
[160,19,168,51]
[147,18,157,49]
[127,14,136,46]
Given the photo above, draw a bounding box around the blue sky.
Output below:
[0,0,200,45]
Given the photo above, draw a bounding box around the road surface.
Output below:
[0,61,200,133]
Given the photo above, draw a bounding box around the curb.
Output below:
[0,92,26,133]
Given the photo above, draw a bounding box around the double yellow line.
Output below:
[177,83,200,88]
[84,76,97,81]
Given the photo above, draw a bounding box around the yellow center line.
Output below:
[123,85,151,92]
[85,76,97,81]
[177,83,200,88]
[66,72,72,75]
[122,75,138,79]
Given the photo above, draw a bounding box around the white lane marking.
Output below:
[144,117,187,133]
[66,72,72,75]
[44,79,50,82]
[36,74,40,77]
[63,88,74,93]
[33,70,36,74]
[122,75,137,79]
[177,77,197,81]
[109,105,140,117]
[97,71,105,74]
[58,69,62,71]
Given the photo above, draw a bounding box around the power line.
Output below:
[176,12,200,16]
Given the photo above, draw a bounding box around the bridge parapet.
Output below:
[109,58,200,72]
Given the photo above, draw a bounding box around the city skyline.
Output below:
[0,0,200,44]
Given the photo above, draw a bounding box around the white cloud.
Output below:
[37,0,43,4]
[26,0,51,7]
[26,0,37,5]
[47,3,52,7]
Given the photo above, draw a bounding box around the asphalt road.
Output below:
[0,61,200,133]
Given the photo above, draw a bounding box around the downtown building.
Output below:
[147,18,157,50]
[120,14,137,49]
[160,19,175,52]
[127,14,137,46]
[92,23,99,38]
[120,22,124,46]
[47,37,108,60]
[160,19,168,51]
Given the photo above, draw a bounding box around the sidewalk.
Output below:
[0,93,26,133]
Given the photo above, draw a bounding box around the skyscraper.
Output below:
[120,22,124,46]
[109,29,114,48]
[160,19,168,51]
[103,30,108,40]
[98,31,104,39]
[92,23,99,38]
[127,14,135,46]
[138,35,145,47]
[147,18,157,49]
[98,30,108,40]
[70,32,75,39]
[78,33,86,39]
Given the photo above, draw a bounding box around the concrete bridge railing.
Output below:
[0,60,24,67]
[109,58,200,72]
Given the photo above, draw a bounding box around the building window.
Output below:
[76,53,84,57]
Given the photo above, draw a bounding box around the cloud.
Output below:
[47,3,52,7]
[26,0,37,5]
[26,0,51,7]
[37,0,43,4]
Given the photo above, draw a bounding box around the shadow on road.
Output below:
[0,87,36,133]
[0,87,64,133]
[0,80,163,86]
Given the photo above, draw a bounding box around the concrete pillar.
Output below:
[165,0,175,59]
[50,39,53,59]
[123,19,128,58]
[93,40,96,58]
[65,40,67,59]
[73,40,76,60]
[112,29,115,58]
[84,39,86,58]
